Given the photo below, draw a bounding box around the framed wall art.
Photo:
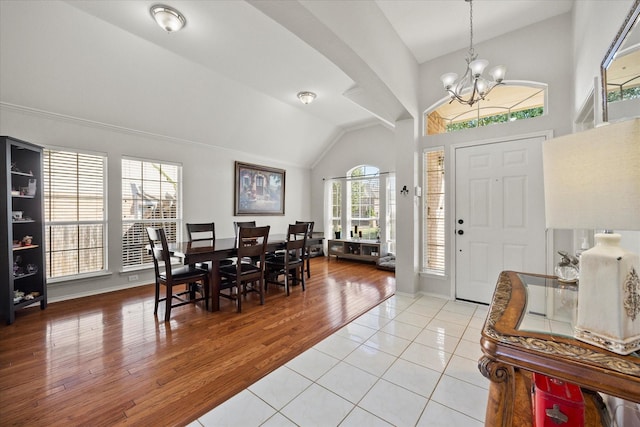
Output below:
[234,161,285,215]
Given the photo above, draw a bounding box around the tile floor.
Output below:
[188,294,490,427]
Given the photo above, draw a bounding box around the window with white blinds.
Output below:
[44,149,107,279]
[122,158,181,269]
[424,149,446,274]
[331,181,341,236]
[348,165,380,240]
[386,175,396,254]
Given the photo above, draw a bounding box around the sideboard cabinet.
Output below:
[328,239,380,263]
[1,136,47,324]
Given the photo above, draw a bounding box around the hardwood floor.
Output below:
[0,258,395,426]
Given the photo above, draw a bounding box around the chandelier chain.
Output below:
[468,0,474,57]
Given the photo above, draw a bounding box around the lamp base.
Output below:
[574,326,640,355]
[574,233,640,355]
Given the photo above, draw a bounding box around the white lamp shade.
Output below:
[440,72,458,89]
[542,118,640,231]
[469,59,489,76]
[489,65,506,82]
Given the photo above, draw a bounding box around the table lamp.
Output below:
[542,118,640,355]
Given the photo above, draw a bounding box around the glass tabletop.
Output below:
[516,272,579,338]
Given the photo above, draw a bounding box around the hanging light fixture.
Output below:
[297,91,317,104]
[150,5,186,33]
[440,0,506,106]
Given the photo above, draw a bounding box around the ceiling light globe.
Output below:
[150,5,186,32]
[489,65,507,82]
[469,59,489,77]
[297,91,316,105]
[440,73,458,89]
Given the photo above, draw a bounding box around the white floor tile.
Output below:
[317,361,378,404]
[344,344,397,377]
[286,348,340,381]
[411,296,448,309]
[433,310,472,327]
[358,379,428,427]
[380,319,423,341]
[442,300,478,315]
[394,311,432,328]
[426,318,466,338]
[413,328,459,353]
[404,303,440,318]
[431,375,488,422]
[400,341,451,373]
[352,312,391,330]
[198,390,276,427]
[339,407,392,426]
[248,365,312,410]
[461,325,482,343]
[335,322,378,344]
[453,338,484,362]
[314,334,361,360]
[417,400,484,427]
[382,358,441,398]
[443,355,489,390]
[261,412,298,427]
[281,383,354,426]
[364,330,412,357]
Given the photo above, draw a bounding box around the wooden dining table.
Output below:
[167,233,324,311]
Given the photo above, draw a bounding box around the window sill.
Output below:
[47,270,112,285]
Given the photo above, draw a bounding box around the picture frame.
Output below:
[234,161,285,216]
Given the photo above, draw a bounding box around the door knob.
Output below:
[457,230,464,235]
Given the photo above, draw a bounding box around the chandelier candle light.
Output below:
[441,0,506,106]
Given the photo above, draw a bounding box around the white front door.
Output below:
[455,136,546,304]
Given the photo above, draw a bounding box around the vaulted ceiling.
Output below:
[0,0,574,167]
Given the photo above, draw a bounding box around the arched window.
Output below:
[347,165,380,239]
[425,83,547,135]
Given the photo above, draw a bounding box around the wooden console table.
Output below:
[480,271,640,426]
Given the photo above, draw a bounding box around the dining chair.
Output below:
[186,222,234,269]
[233,221,257,263]
[265,223,308,296]
[296,220,315,278]
[146,227,210,321]
[219,225,270,312]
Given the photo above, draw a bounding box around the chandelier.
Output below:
[440,0,506,106]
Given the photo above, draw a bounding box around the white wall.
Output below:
[1,105,311,301]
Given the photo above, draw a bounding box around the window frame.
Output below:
[422,148,446,276]
[43,147,108,282]
[121,157,182,271]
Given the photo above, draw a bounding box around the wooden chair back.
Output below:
[186,222,215,242]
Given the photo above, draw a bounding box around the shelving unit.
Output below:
[2,136,47,324]
[328,239,380,263]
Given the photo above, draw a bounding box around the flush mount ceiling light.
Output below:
[440,0,506,106]
[297,91,317,105]
[150,4,186,33]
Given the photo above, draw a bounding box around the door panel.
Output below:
[455,137,546,304]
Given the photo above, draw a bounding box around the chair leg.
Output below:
[301,265,306,291]
[154,281,160,315]
[236,283,242,313]
[306,257,311,279]
[165,284,172,322]
[204,278,210,311]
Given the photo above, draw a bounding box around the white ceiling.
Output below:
[0,0,575,167]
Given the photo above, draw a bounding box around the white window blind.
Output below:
[122,158,181,269]
[331,181,341,236]
[424,150,445,274]
[44,149,106,279]
[348,165,380,240]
